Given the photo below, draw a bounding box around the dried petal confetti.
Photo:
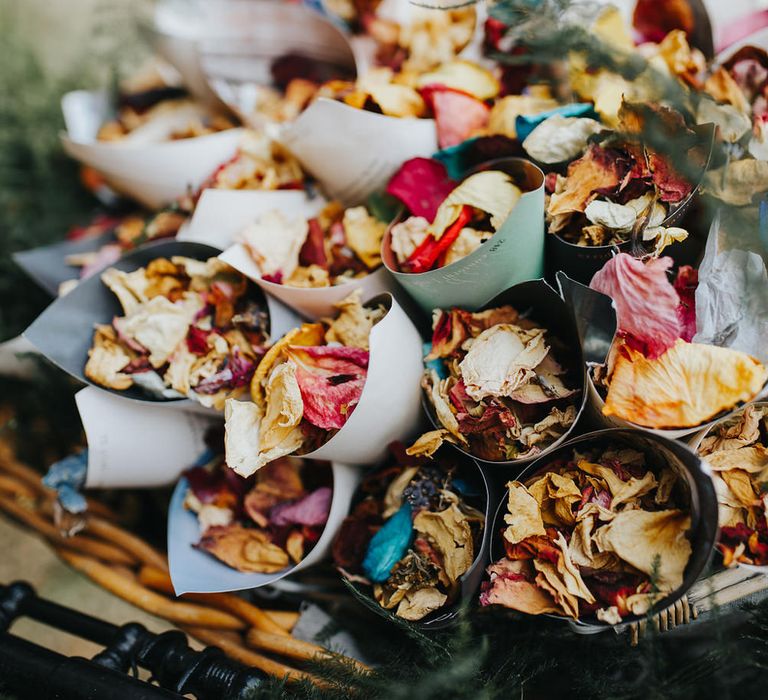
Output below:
[590,253,682,359]
[522,116,603,165]
[335,444,485,621]
[698,404,768,567]
[284,345,369,430]
[603,340,767,429]
[482,441,693,622]
[86,256,268,407]
[225,294,385,472]
[188,455,332,574]
[423,303,580,462]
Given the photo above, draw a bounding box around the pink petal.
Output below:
[590,253,682,359]
[285,345,369,430]
[421,85,490,149]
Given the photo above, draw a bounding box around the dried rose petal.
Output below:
[284,345,369,430]
[386,158,457,221]
[187,326,212,355]
[299,218,328,269]
[421,85,490,149]
[195,349,256,394]
[590,253,681,359]
[270,486,332,527]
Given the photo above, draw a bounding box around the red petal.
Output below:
[285,345,369,430]
[299,218,328,269]
[386,157,456,221]
[674,265,698,342]
[421,85,490,149]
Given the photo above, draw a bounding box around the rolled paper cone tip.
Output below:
[77,387,218,489]
[279,99,437,205]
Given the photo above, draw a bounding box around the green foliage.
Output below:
[0,5,97,342]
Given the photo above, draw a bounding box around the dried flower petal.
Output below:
[386,158,457,221]
[459,324,549,401]
[503,482,547,545]
[604,340,767,429]
[271,487,332,527]
[285,345,368,430]
[362,503,413,583]
[523,115,602,164]
[590,253,681,359]
[421,85,490,149]
[197,525,290,573]
[593,509,691,590]
[240,210,309,279]
[431,171,521,238]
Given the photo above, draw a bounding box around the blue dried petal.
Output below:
[43,451,88,515]
[57,484,88,515]
[423,342,448,379]
[43,451,87,490]
[516,103,600,142]
[362,504,413,583]
[432,137,482,179]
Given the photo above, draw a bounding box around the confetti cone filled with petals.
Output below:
[85,256,271,409]
[421,300,582,463]
[332,442,486,622]
[185,454,333,574]
[224,290,422,476]
[482,440,697,624]
[697,403,768,568]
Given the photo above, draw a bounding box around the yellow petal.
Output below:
[486,95,559,139]
[503,481,547,545]
[604,340,768,429]
[258,363,304,453]
[406,429,457,458]
[250,323,325,405]
[431,171,521,238]
[593,508,691,591]
[342,206,387,269]
[416,59,500,100]
[366,83,427,118]
[414,503,475,583]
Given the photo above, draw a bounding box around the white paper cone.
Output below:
[77,386,219,488]
[168,461,360,594]
[220,243,396,319]
[60,90,243,208]
[301,292,424,463]
[179,188,327,249]
[142,24,226,109]
[279,98,438,205]
[24,239,299,407]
